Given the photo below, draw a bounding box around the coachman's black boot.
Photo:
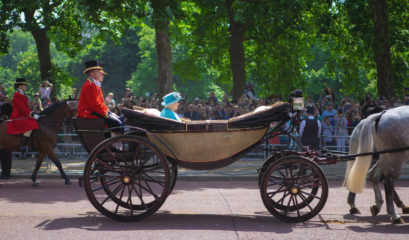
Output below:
[19,136,29,152]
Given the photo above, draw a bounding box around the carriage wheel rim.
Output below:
[83,135,171,221]
[260,155,328,223]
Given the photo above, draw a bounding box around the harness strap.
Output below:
[374,110,387,131]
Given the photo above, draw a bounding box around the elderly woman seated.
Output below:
[159,92,182,122]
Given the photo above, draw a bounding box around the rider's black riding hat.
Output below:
[14,78,28,89]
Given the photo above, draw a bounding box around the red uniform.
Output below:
[6,91,40,135]
[77,78,108,118]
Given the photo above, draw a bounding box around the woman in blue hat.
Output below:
[160,92,182,122]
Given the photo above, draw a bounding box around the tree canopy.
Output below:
[0,0,408,102]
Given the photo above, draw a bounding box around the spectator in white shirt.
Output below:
[38,80,53,102]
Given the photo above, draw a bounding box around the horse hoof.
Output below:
[350,207,361,215]
[392,217,405,224]
[370,205,380,217]
[401,205,409,214]
[65,180,72,185]
[32,182,40,187]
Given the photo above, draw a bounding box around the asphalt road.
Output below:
[0,178,409,240]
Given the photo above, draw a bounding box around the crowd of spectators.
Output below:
[302,87,408,151]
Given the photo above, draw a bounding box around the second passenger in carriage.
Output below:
[160,92,182,122]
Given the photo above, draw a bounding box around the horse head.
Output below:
[36,100,71,131]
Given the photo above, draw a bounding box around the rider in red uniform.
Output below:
[77,60,121,127]
[6,78,40,151]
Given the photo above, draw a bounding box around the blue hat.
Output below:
[161,92,182,107]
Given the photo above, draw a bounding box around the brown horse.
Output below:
[0,100,73,186]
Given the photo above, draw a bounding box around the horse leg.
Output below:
[393,189,409,214]
[368,163,383,217]
[347,191,361,214]
[46,149,72,185]
[384,177,405,224]
[31,152,45,187]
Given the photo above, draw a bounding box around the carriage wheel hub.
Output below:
[122,175,132,184]
[290,186,299,194]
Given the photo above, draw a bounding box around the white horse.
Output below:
[344,107,409,224]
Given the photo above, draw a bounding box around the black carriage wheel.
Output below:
[124,132,178,195]
[83,135,171,221]
[260,155,328,223]
[168,158,178,195]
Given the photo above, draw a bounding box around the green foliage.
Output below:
[15,50,41,97]
[0,66,16,99]
[0,0,83,56]
[0,30,36,70]
[0,0,408,103]
[318,0,409,99]
[127,24,158,96]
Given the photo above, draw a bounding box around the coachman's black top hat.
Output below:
[83,60,106,74]
[14,78,28,88]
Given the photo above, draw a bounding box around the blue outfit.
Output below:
[321,109,337,125]
[160,108,181,122]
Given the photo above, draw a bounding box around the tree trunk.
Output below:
[151,0,173,99]
[31,29,55,97]
[371,0,393,99]
[226,0,247,101]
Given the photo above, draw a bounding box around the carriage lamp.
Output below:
[292,97,304,111]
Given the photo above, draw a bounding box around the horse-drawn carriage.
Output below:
[1,89,407,223]
[72,90,333,223]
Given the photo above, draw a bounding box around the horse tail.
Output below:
[343,120,363,187]
[345,114,378,193]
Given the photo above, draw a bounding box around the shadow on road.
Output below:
[342,214,409,233]
[34,211,324,233]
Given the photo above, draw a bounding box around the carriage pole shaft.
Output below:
[326,145,409,162]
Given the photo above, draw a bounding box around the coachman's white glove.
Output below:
[107,111,122,125]
[30,112,40,120]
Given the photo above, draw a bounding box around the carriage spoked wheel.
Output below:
[167,157,178,195]
[83,135,171,221]
[260,155,328,223]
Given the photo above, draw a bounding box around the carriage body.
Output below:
[122,102,289,170]
[73,91,329,224]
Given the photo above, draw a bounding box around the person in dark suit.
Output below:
[299,106,321,150]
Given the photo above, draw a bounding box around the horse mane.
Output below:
[40,100,68,116]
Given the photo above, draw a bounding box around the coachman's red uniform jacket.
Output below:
[6,91,40,135]
[77,78,108,119]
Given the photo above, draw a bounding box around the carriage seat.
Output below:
[121,102,290,132]
[71,117,106,153]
